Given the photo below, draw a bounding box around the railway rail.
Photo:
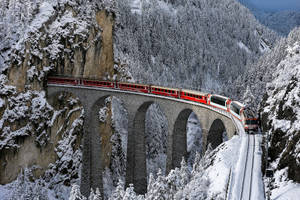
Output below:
[240,135,256,200]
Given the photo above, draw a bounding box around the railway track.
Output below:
[240,134,256,200]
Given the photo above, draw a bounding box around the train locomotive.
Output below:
[47,76,258,133]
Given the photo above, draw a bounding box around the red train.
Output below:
[48,76,258,132]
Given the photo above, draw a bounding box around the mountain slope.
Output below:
[238,0,300,36]
[258,27,300,196]
[114,0,277,94]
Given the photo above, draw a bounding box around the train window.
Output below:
[230,103,240,115]
[246,120,258,125]
[211,96,226,106]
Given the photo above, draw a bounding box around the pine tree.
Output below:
[146,169,168,200]
[179,158,190,187]
[110,179,125,200]
[123,184,137,200]
[89,188,102,200]
[243,85,255,109]
[192,152,201,175]
[69,184,86,200]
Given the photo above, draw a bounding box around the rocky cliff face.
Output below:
[260,27,300,184]
[0,0,117,191]
[6,3,115,92]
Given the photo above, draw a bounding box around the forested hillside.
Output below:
[259,27,300,198]
[238,0,300,36]
[0,0,282,199]
[114,0,277,94]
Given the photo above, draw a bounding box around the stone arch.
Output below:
[80,95,112,197]
[171,109,203,169]
[207,119,227,150]
[126,101,168,194]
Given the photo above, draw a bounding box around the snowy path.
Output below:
[230,119,265,200]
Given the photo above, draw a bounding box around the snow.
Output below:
[0,98,5,108]
[238,41,252,54]
[206,136,241,198]
[15,1,55,52]
[130,0,142,15]
[268,168,300,200]
[229,118,265,200]
[251,134,265,200]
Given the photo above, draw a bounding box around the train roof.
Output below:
[244,109,256,118]
[231,101,245,108]
[181,89,209,96]
[118,82,149,87]
[151,85,180,91]
[210,94,230,100]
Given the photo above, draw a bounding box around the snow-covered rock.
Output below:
[259,27,300,197]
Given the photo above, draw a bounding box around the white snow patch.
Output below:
[270,168,300,200]
[0,98,5,108]
[206,136,241,199]
[238,41,252,54]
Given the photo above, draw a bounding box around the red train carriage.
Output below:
[229,101,245,121]
[82,80,114,88]
[47,76,253,133]
[150,86,179,98]
[118,82,149,93]
[208,94,231,111]
[180,89,208,104]
[48,76,78,85]
[243,108,259,133]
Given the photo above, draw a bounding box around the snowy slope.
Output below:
[259,27,300,199]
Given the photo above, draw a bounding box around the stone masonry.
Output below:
[47,84,237,196]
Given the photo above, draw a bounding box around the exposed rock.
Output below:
[0,0,116,188]
[260,27,300,183]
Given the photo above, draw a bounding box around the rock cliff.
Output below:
[260,27,300,184]
[0,0,117,190]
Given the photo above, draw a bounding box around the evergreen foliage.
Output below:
[115,0,277,94]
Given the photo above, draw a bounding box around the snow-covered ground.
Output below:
[270,170,300,200]
[230,118,265,200]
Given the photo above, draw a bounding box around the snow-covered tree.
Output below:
[243,85,256,109]
[115,0,277,94]
[89,188,102,200]
[109,179,125,200]
[145,169,169,199]
[69,185,86,200]
[123,184,138,200]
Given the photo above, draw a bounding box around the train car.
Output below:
[82,79,114,88]
[118,82,149,93]
[180,89,208,104]
[243,108,259,133]
[229,101,245,121]
[150,85,179,98]
[48,76,78,85]
[208,94,231,111]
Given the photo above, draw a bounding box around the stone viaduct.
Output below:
[47,84,237,196]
